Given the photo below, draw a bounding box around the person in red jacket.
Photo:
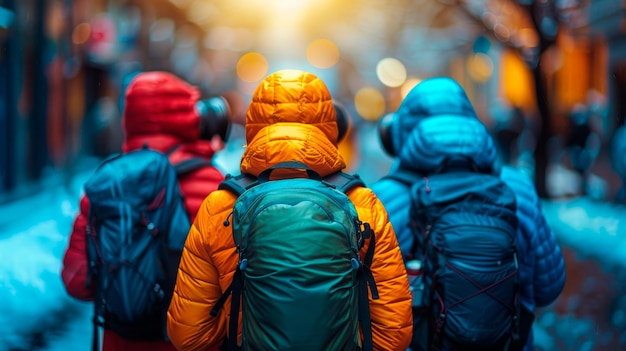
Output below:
[61,71,230,351]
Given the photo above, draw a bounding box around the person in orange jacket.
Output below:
[61,71,229,351]
[166,69,413,351]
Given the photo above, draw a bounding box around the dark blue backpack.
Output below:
[388,160,522,351]
[83,147,209,349]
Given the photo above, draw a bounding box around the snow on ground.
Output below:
[0,171,92,351]
[542,196,626,270]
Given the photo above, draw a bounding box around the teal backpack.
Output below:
[211,162,378,351]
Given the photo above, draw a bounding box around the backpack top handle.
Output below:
[257,161,323,183]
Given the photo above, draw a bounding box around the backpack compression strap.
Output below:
[358,222,378,351]
[227,266,244,351]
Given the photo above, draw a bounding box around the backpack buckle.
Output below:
[350,258,360,271]
[239,258,248,271]
[435,313,446,332]
[154,283,165,301]
[321,180,337,189]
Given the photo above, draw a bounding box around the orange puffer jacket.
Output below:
[167,70,413,351]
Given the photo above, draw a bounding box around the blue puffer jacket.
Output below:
[371,77,566,351]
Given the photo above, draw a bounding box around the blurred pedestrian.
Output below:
[494,107,526,166]
[61,71,231,351]
[166,69,413,351]
[372,77,566,351]
[611,123,626,204]
[88,96,123,157]
[564,104,601,194]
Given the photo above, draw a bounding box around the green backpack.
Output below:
[211,162,378,351]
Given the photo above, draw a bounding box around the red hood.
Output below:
[121,71,217,157]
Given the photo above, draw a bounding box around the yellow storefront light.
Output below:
[554,33,590,111]
[306,39,340,69]
[169,0,192,8]
[467,53,494,83]
[72,23,91,45]
[376,58,407,88]
[354,87,386,121]
[236,52,269,83]
[499,49,535,109]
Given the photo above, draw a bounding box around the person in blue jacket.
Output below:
[371,76,566,351]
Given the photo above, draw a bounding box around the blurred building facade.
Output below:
[0,0,219,202]
[0,0,625,203]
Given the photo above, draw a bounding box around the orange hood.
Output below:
[240,70,346,177]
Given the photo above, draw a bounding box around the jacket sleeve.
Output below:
[167,193,232,351]
[61,196,95,301]
[371,177,414,259]
[352,187,413,351]
[500,166,566,308]
[529,202,566,307]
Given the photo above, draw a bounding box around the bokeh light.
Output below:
[236,52,269,82]
[306,39,340,69]
[499,49,535,108]
[493,23,511,42]
[72,23,91,45]
[516,28,539,48]
[467,53,494,83]
[169,0,192,8]
[187,0,216,26]
[45,1,64,40]
[150,18,175,43]
[354,87,385,121]
[376,57,407,88]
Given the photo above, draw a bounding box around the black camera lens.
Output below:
[378,113,396,156]
[334,103,350,143]
[196,97,232,142]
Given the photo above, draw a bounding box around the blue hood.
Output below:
[388,77,497,173]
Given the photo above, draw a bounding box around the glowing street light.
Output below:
[306,39,340,69]
[376,57,407,88]
[236,52,269,83]
[354,87,386,121]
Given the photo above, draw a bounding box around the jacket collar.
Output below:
[240,123,346,177]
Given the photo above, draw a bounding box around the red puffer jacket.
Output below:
[61,72,226,351]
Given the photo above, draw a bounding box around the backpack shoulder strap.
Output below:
[138,143,214,177]
[166,144,213,176]
[323,171,365,194]
[173,157,213,176]
[324,172,376,351]
[218,173,258,197]
[219,165,362,197]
